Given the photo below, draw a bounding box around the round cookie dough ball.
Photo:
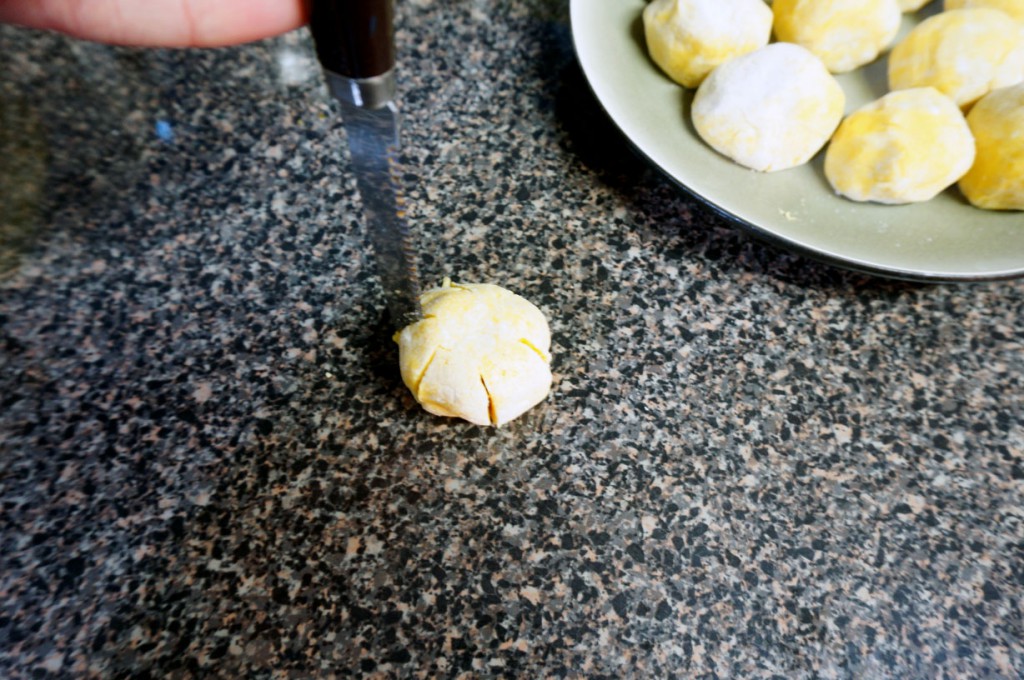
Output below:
[958,83,1024,210]
[692,43,845,172]
[642,0,773,88]
[889,9,1024,108]
[772,0,902,73]
[395,279,552,426]
[945,0,1024,21]
[824,88,975,204]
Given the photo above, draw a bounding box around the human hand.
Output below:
[0,0,308,47]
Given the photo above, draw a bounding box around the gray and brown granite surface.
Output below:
[2,2,1023,678]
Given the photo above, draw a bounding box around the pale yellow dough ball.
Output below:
[824,88,975,204]
[899,0,932,10]
[888,9,1024,108]
[692,43,845,172]
[772,0,902,73]
[642,0,773,88]
[958,83,1024,210]
[395,279,552,426]
[945,0,1024,22]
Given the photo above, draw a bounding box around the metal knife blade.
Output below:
[310,0,422,330]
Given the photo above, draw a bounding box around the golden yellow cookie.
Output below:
[772,0,902,73]
[958,83,1024,210]
[692,43,845,172]
[889,9,1024,108]
[945,0,1024,21]
[642,0,773,88]
[825,88,975,204]
[395,279,552,426]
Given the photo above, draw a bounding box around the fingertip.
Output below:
[186,0,310,47]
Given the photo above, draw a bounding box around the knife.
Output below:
[310,0,422,330]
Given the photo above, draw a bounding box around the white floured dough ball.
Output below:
[772,0,902,73]
[958,83,1024,210]
[824,88,975,204]
[395,279,552,426]
[642,0,773,88]
[888,9,1024,108]
[691,43,845,172]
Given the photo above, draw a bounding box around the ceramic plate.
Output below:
[569,0,1024,281]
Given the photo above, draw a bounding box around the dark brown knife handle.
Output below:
[310,0,395,79]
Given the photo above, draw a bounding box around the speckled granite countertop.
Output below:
[2,2,1023,678]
